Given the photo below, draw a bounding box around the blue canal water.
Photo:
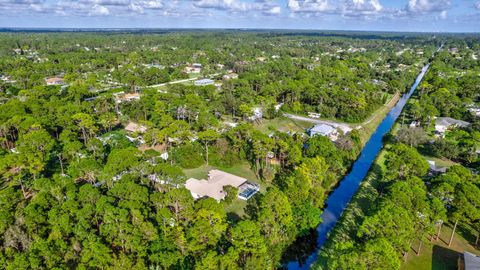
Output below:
[287,63,431,270]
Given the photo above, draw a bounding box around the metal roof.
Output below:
[310,124,336,136]
[464,252,480,270]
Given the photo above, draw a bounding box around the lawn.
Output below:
[254,116,312,134]
[357,92,400,145]
[422,155,458,168]
[402,224,480,270]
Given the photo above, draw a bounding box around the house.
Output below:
[124,122,147,133]
[458,252,480,270]
[427,160,447,174]
[114,92,140,103]
[0,75,15,84]
[308,124,338,141]
[248,107,263,121]
[409,121,420,128]
[468,107,480,118]
[434,117,470,136]
[222,73,238,80]
[184,63,202,74]
[45,77,65,86]
[185,170,259,201]
[194,79,214,86]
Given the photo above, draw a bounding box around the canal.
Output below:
[287,62,431,270]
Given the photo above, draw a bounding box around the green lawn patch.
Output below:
[254,116,312,134]
[402,225,480,270]
[357,92,400,145]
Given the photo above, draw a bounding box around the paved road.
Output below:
[283,113,353,133]
[144,73,221,89]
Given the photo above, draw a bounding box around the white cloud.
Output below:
[406,0,450,14]
[0,0,48,13]
[287,0,385,19]
[476,1,480,10]
[264,5,281,15]
[439,10,447,19]
[51,0,164,16]
[340,0,383,17]
[193,0,281,15]
[194,0,249,11]
[90,4,109,15]
[287,0,331,13]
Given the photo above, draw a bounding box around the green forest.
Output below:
[0,31,478,269]
[316,40,480,270]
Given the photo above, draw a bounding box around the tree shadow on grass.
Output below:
[226,212,241,223]
[431,245,461,270]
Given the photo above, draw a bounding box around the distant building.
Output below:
[184,63,202,74]
[222,73,238,80]
[308,124,338,141]
[114,92,140,103]
[186,170,259,201]
[45,77,65,86]
[144,63,165,69]
[194,79,214,86]
[248,107,263,121]
[426,160,447,174]
[409,121,420,128]
[434,117,470,136]
[468,107,480,118]
[124,122,147,134]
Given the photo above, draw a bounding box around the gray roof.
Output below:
[464,252,480,270]
[435,117,470,128]
[309,124,336,136]
[194,79,214,85]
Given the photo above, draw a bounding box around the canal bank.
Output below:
[286,62,432,270]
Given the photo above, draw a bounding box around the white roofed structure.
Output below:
[185,170,259,201]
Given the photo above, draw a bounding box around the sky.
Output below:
[0,0,479,32]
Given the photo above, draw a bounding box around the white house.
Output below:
[308,124,338,141]
[434,117,470,136]
[185,170,259,201]
[194,79,214,86]
[468,107,480,118]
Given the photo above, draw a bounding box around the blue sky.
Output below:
[0,0,479,32]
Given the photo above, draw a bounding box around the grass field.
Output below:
[402,224,480,270]
[357,92,400,145]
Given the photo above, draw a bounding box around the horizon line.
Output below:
[0,27,479,35]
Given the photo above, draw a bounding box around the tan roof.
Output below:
[185,170,247,201]
[45,77,65,84]
[124,122,147,133]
